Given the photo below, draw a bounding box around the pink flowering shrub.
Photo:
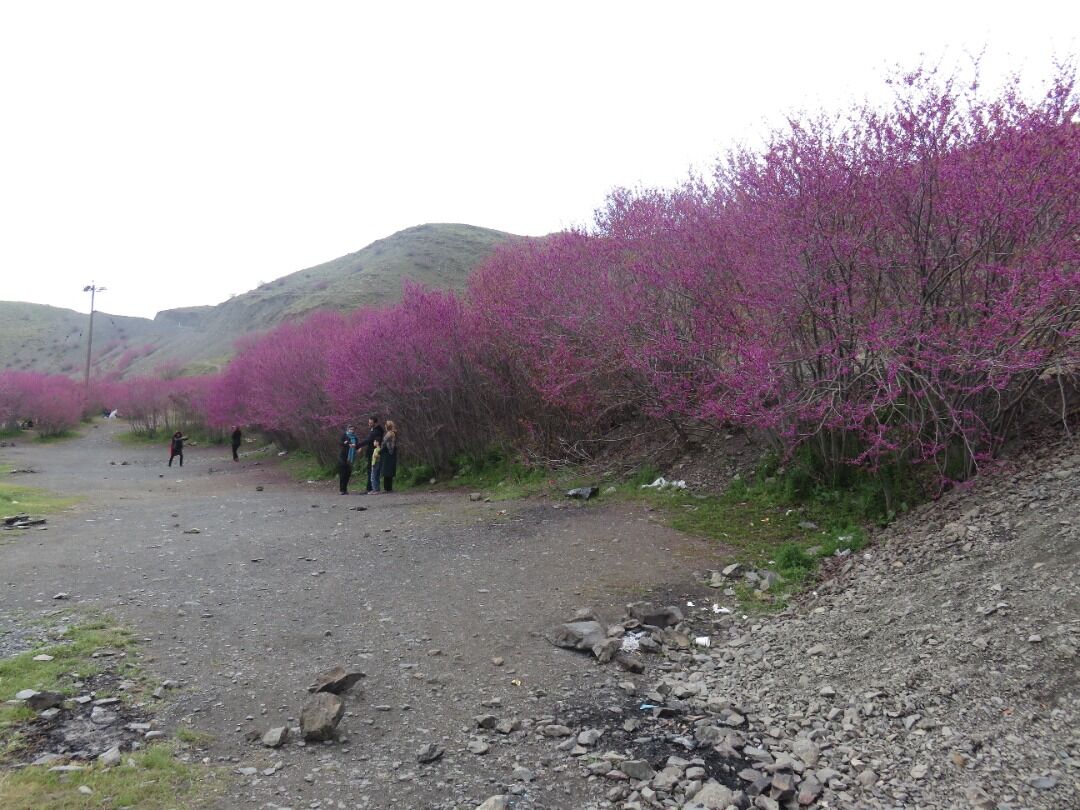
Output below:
[0,371,85,436]
[207,311,345,460]
[199,65,1077,483]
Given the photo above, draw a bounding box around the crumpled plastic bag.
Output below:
[640,477,687,491]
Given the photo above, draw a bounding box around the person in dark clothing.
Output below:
[356,416,384,493]
[231,426,243,461]
[168,431,188,467]
[380,420,399,493]
[337,425,359,494]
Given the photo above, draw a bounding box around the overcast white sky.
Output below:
[0,1,1076,318]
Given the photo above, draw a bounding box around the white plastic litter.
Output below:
[641,477,688,491]
[694,636,711,648]
[620,631,645,653]
[712,604,732,614]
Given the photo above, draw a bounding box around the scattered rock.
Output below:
[261,727,289,748]
[548,620,605,651]
[300,692,344,741]
[306,666,365,695]
[97,746,122,767]
[416,742,444,763]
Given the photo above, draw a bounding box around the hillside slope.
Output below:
[598,439,1079,809]
[0,223,516,377]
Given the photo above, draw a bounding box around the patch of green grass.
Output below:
[281,449,335,481]
[33,430,80,444]
[116,427,224,447]
[0,469,81,515]
[0,617,141,762]
[114,430,165,446]
[440,450,588,501]
[0,743,223,809]
[616,451,915,609]
[174,727,215,746]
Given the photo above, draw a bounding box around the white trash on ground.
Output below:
[641,477,688,491]
[620,632,645,653]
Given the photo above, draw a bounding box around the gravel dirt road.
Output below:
[1,421,726,808]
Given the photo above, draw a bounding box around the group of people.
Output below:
[164,419,397,496]
[338,415,398,495]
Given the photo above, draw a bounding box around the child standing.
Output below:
[369,439,382,493]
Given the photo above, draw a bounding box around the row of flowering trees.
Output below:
[0,370,215,439]
[10,68,1072,482]
[207,68,1077,481]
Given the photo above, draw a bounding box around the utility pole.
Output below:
[83,283,106,387]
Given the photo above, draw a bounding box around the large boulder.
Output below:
[300,692,344,741]
[548,621,605,651]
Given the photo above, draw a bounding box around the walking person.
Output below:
[380,420,398,493]
[338,425,359,495]
[168,431,188,467]
[356,416,384,493]
[231,425,243,461]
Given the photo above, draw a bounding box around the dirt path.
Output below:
[0,421,727,809]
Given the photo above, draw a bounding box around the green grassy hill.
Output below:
[0,223,517,377]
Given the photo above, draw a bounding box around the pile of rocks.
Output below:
[250,665,364,749]
[7,675,175,766]
[708,563,783,594]
[536,440,1079,809]
[548,602,694,674]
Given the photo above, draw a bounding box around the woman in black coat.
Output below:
[380,421,399,492]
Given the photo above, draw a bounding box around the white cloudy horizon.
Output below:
[0,1,1075,319]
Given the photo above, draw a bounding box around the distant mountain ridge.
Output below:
[0,223,517,378]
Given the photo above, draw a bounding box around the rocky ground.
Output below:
[1,422,1077,809]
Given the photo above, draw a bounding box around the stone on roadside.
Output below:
[620,759,656,780]
[306,665,365,695]
[467,738,490,755]
[300,692,345,741]
[469,492,483,502]
[548,620,605,651]
[26,691,65,711]
[626,602,683,628]
[262,726,289,748]
[592,637,620,663]
[475,797,509,810]
[577,728,604,746]
[495,718,520,734]
[689,779,735,808]
[97,746,122,767]
[541,724,572,737]
[90,706,117,726]
[417,742,444,763]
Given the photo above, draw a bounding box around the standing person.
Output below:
[168,431,188,467]
[369,439,383,492]
[337,425,359,495]
[231,426,243,462]
[380,420,398,493]
[356,416,384,493]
